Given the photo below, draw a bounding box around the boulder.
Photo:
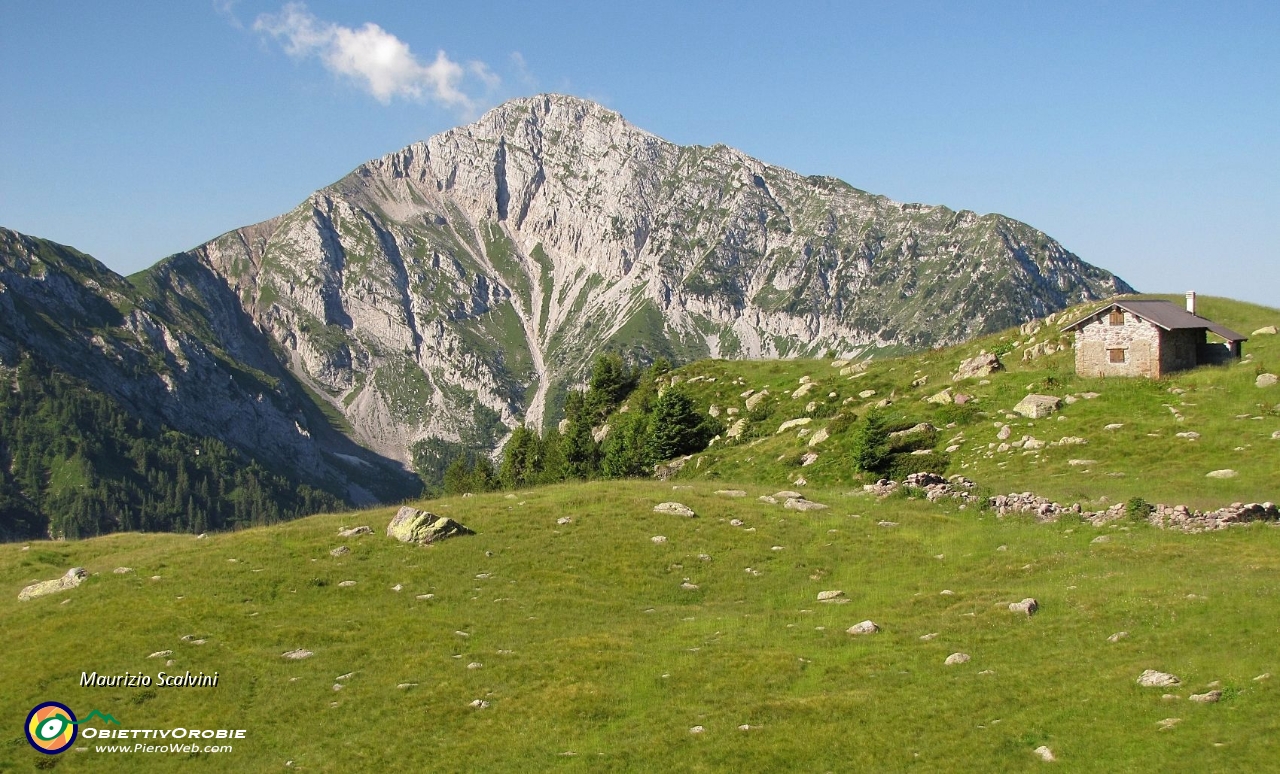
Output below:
[1138,669,1181,687]
[386,506,475,544]
[953,352,1002,381]
[926,389,954,405]
[807,428,830,447]
[1257,374,1278,388]
[1014,394,1062,419]
[282,649,314,660]
[726,418,748,439]
[337,525,373,537]
[1189,690,1222,703]
[776,417,812,434]
[816,590,845,601]
[784,498,829,512]
[744,390,769,411]
[945,653,971,665]
[18,567,87,601]
[1252,325,1278,335]
[847,620,880,635]
[653,502,696,517]
[330,546,350,557]
[1033,746,1056,762]
[1009,598,1039,616]
[1205,469,1238,479]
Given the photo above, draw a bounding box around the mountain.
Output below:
[175,94,1129,466]
[1,94,1130,514]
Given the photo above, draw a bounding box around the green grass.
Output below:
[4,480,1280,771]
[665,295,1280,510]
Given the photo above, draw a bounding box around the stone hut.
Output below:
[1061,293,1246,378]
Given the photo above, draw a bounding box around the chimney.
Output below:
[1186,291,1197,316]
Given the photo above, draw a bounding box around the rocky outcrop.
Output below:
[386,506,474,544]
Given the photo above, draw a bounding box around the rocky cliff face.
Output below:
[2,93,1131,484]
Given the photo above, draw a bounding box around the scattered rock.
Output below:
[799,452,819,466]
[744,390,769,411]
[1091,535,1110,544]
[337,526,373,538]
[1205,469,1238,479]
[330,546,350,557]
[1253,325,1278,335]
[1104,423,1125,431]
[729,519,743,527]
[391,584,403,592]
[654,502,696,517]
[784,497,829,512]
[1107,632,1128,643]
[847,620,880,635]
[945,653,970,665]
[282,649,314,660]
[816,590,845,602]
[467,662,482,670]
[680,582,699,591]
[1014,394,1062,419]
[416,594,434,600]
[396,683,417,690]
[776,417,813,434]
[1176,431,1200,441]
[556,516,572,525]
[1009,598,1039,616]
[1138,669,1181,687]
[773,490,803,500]
[651,536,668,544]
[338,580,357,587]
[954,352,1002,381]
[148,650,173,659]
[757,495,778,504]
[1189,690,1222,703]
[469,699,490,709]
[387,506,475,544]
[715,489,747,498]
[689,726,705,734]
[920,633,939,641]
[113,567,133,574]
[1033,746,1055,762]
[808,428,830,447]
[926,389,954,405]
[1257,374,1278,388]
[1068,459,1097,466]
[858,389,877,399]
[18,567,87,601]
[997,424,1012,440]
[1157,717,1181,730]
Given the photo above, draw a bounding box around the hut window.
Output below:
[1108,348,1126,363]
[1108,309,1125,326]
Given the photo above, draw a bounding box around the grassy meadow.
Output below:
[4,479,1280,771]
[4,294,1280,771]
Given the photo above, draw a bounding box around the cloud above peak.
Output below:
[253,3,488,110]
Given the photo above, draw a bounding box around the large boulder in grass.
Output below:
[953,352,1002,381]
[1014,394,1062,419]
[18,567,88,601]
[387,507,474,545]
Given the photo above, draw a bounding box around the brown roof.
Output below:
[1061,300,1247,342]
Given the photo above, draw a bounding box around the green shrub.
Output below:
[1126,496,1154,521]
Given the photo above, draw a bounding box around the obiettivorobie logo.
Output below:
[24,702,120,755]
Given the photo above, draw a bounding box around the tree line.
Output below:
[439,354,722,494]
[0,355,340,540]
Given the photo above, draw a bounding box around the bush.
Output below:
[1126,496,1154,522]
[850,409,891,473]
[884,451,950,482]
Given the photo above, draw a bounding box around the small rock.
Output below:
[689,726,705,734]
[945,653,970,665]
[877,521,898,528]
[654,502,696,517]
[332,683,344,691]
[113,567,133,574]
[1009,598,1039,616]
[1252,325,1278,335]
[556,517,572,525]
[1206,469,1238,479]
[680,582,699,591]
[1091,535,1110,544]
[330,546,350,557]
[784,497,828,512]
[1104,423,1125,431]
[337,526,373,537]
[1157,717,1181,730]
[1257,374,1278,388]
[338,580,356,587]
[715,489,747,498]
[1033,745,1055,762]
[282,649,314,660]
[391,584,403,592]
[1014,394,1062,419]
[729,519,743,527]
[1107,632,1128,643]
[651,535,668,544]
[1189,690,1222,703]
[148,650,173,658]
[1254,673,1271,681]
[847,620,880,635]
[469,699,489,709]
[1138,669,1181,687]
[467,662,482,670]
[817,590,845,601]
[920,633,939,641]
[397,683,417,690]
[416,593,434,600]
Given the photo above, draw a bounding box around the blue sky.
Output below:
[2,1,1277,306]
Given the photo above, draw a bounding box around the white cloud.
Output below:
[253,3,489,110]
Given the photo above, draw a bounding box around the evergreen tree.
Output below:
[645,387,706,463]
[851,408,891,473]
[499,426,542,489]
[600,409,650,478]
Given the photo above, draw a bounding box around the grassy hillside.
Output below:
[663,295,1280,510]
[4,480,1280,771]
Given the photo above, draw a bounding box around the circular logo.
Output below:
[25,702,77,755]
